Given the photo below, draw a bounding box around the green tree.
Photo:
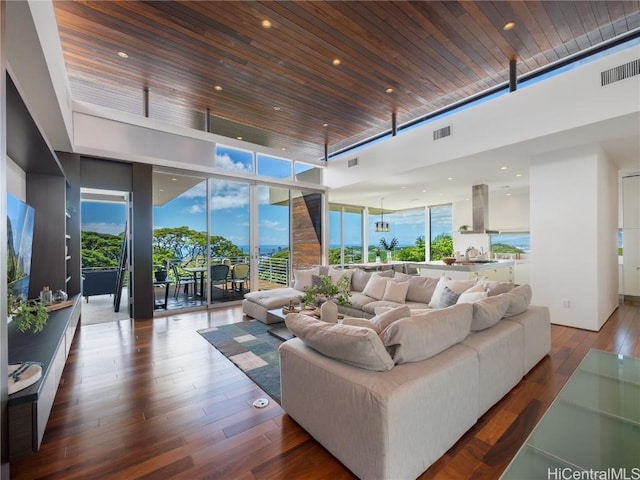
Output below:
[209,235,245,259]
[491,243,524,254]
[396,236,426,262]
[429,233,453,261]
[81,231,124,268]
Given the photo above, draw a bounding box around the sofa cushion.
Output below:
[503,284,532,316]
[369,305,410,331]
[429,278,476,308]
[471,294,511,331]
[350,269,371,292]
[293,267,319,291]
[244,287,302,308]
[479,280,515,296]
[285,313,394,371]
[362,300,404,315]
[342,317,380,333]
[382,280,409,303]
[381,303,473,364]
[328,267,352,285]
[362,274,391,300]
[395,273,440,303]
[349,292,378,311]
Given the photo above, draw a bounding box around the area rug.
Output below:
[198,320,284,403]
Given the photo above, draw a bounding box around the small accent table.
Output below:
[501,349,640,479]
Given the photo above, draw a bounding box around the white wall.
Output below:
[6,156,26,200]
[530,144,618,331]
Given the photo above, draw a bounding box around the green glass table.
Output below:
[501,349,640,479]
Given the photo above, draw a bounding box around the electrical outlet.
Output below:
[562,300,571,308]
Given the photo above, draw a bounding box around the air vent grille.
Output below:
[433,125,451,141]
[347,157,358,168]
[601,59,640,86]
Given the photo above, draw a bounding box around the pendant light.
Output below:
[375,198,390,233]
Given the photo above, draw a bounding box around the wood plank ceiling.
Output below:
[53,1,640,161]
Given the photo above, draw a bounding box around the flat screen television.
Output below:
[7,193,35,300]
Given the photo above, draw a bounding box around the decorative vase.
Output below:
[386,250,392,262]
[155,270,168,282]
[375,255,381,263]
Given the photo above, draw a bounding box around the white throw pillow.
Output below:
[293,267,319,291]
[285,313,394,371]
[382,280,409,303]
[362,274,390,300]
[428,276,450,308]
[381,304,473,364]
[457,290,489,304]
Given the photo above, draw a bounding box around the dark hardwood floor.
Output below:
[10,300,640,479]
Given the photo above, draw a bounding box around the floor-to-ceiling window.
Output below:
[208,177,251,303]
[152,172,208,310]
[429,204,453,261]
[329,205,363,265]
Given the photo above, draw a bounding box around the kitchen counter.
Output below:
[409,259,514,272]
[409,260,515,281]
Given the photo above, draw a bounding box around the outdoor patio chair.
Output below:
[210,264,230,297]
[231,263,250,293]
[170,263,196,298]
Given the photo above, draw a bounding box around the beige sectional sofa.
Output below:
[278,283,551,480]
[243,265,515,323]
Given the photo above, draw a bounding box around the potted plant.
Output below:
[154,264,168,282]
[7,294,48,333]
[299,274,352,308]
[379,237,399,262]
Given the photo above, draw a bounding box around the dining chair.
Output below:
[209,264,230,297]
[231,263,250,293]
[170,263,196,298]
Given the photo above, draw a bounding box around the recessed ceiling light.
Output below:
[422,189,426,193]
[214,85,222,91]
[447,177,453,180]
[237,136,243,140]
[516,173,522,177]
[505,193,512,196]
[439,193,444,196]
[117,51,129,59]
[401,186,406,189]
[273,106,281,111]
[386,87,394,94]
[503,21,516,31]
[281,147,286,151]
[159,189,164,192]
[323,123,329,127]
[261,19,272,29]
[501,166,508,170]
[332,58,341,66]
[171,177,177,181]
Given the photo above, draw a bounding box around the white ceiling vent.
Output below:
[347,157,358,168]
[433,125,452,141]
[601,59,640,86]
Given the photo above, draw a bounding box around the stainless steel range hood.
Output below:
[461,184,499,234]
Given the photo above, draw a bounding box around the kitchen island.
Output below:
[408,259,515,281]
